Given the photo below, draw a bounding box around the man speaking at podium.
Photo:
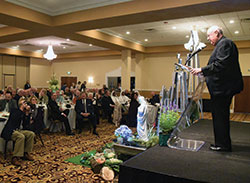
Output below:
[190,26,243,152]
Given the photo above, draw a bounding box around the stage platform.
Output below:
[119,119,250,183]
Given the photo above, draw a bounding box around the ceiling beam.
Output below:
[53,0,219,31]
[0,1,52,28]
[1,40,250,59]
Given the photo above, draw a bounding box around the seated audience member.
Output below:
[14,89,24,104]
[61,83,67,91]
[38,89,49,105]
[72,90,81,104]
[64,87,73,100]
[1,99,35,166]
[6,85,13,93]
[149,92,160,105]
[24,96,45,133]
[46,89,52,101]
[0,91,18,112]
[70,82,76,90]
[0,90,5,100]
[75,92,98,135]
[55,90,64,104]
[24,80,31,90]
[127,92,140,127]
[124,89,131,99]
[48,93,74,136]
[101,90,115,123]
[31,88,39,98]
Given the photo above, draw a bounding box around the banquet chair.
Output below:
[4,139,15,159]
[47,105,65,133]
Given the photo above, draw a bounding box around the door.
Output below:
[3,74,15,89]
[61,77,77,88]
[234,76,250,113]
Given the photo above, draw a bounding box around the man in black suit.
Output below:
[0,91,18,112]
[191,25,243,152]
[24,80,31,90]
[149,92,160,105]
[75,92,98,136]
[48,93,74,136]
[101,90,115,123]
[1,99,35,166]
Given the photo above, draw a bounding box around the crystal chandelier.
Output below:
[43,45,57,61]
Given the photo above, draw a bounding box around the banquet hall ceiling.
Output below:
[1,0,250,56]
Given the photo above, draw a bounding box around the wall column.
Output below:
[121,50,131,90]
[135,53,144,90]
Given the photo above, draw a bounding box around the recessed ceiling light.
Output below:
[89,44,93,46]
[234,30,239,34]
[229,20,234,24]
[66,38,70,41]
[144,39,148,42]
[126,31,130,35]
[172,26,176,30]
[186,35,189,38]
[63,46,66,49]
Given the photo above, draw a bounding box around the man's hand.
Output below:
[190,68,202,75]
[81,112,90,117]
[61,113,67,117]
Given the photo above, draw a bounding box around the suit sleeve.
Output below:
[202,40,233,76]
[75,100,82,115]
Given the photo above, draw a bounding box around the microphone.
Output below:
[185,44,207,65]
[190,45,207,58]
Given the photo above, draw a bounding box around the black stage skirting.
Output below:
[119,119,250,183]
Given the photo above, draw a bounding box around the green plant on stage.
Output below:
[159,105,180,134]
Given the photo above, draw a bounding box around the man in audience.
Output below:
[64,87,73,100]
[128,92,140,127]
[1,99,35,166]
[75,92,98,136]
[80,81,87,92]
[149,92,160,105]
[48,93,74,136]
[101,90,115,123]
[0,91,18,112]
[24,80,31,90]
[14,89,24,105]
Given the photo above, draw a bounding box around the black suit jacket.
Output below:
[1,108,30,140]
[48,99,62,120]
[202,36,243,97]
[75,99,94,117]
[0,99,18,112]
[101,95,114,111]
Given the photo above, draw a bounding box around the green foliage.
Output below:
[47,73,60,92]
[159,110,180,134]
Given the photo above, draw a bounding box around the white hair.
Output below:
[207,25,223,35]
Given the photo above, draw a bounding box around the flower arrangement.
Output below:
[79,143,123,181]
[114,125,133,140]
[159,103,180,134]
[47,73,60,92]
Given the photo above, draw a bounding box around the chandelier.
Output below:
[43,45,57,61]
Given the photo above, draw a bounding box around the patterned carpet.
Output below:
[0,120,118,183]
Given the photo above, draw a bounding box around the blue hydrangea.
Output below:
[114,125,132,139]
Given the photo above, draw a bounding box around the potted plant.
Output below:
[159,104,180,146]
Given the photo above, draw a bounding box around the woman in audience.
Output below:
[127,92,140,127]
[38,89,49,105]
[111,91,122,127]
